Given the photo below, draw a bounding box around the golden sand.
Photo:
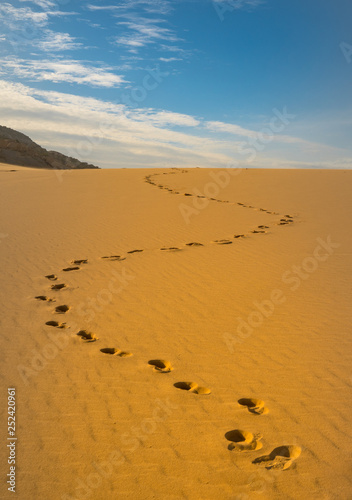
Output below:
[0,164,351,499]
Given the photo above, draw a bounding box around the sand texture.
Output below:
[0,164,351,500]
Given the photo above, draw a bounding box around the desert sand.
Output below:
[0,163,351,500]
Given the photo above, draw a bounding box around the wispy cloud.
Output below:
[159,57,182,62]
[133,110,200,127]
[115,19,180,51]
[0,58,126,87]
[87,1,180,55]
[0,2,74,28]
[213,0,263,7]
[205,120,313,146]
[36,30,83,52]
[87,1,172,16]
[19,0,56,8]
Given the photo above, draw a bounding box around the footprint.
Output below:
[77,330,98,342]
[148,359,173,373]
[174,382,211,395]
[234,234,245,239]
[258,225,269,229]
[252,445,301,470]
[72,259,88,265]
[127,249,144,254]
[160,247,182,251]
[55,305,70,314]
[51,283,67,290]
[45,274,57,281]
[213,239,233,245]
[225,429,263,452]
[35,296,55,302]
[186,242,204,247]
[63,266,80,272]
[251,230,267,234]
[101,255,126,261]
[45,320,66,329]
[100,347,133,357]
[184,193,192,196]
[238,398,269,415]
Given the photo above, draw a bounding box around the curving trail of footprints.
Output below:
[33,168,301,473]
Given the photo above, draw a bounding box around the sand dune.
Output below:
[0,163,351,499]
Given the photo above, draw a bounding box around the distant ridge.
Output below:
[0,126,100,170]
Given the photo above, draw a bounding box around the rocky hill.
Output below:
[0,126,100,169]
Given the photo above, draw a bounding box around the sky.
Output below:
[0,0,351,168]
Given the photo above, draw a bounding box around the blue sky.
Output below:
[0,0,351,168]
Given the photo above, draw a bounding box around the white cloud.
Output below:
[87,2,180,55]
[206,120,314,146]
[0,79,235,168]
[19,0,56,8]
[0,3,49,26]
[87,1,172,16]
[0,58,126,87]
[213,0,263,7]
[114,18,179,51]
[159,57,181,62]
[0,2,74,28]
[206,121,259,138]
[36,30,83,52]
[134,110,200,127]
[1,79,348,170]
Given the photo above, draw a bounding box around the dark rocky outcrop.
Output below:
[0,126,100,169]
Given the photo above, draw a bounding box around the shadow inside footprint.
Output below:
[127,249,144,254]
[234,234,245,239]
[174,381,211,395]
[160,247,182,251]
[51,283,67,290]
[251,230,267,234]
[72,259,88,265]
[238,398,269,415]
[45,274,57,281]
[100,347,133,357]
[252,445,301,470]
[63,266,80,272]
[55,305,70,314]
[77,330,98,342]
[46,320,66,329]
[225,429,263,452]
[101,255,126,261]
[148,359,173,373]
[186,242,204,247]
[35,295,55,302]
[213,239,233,245]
